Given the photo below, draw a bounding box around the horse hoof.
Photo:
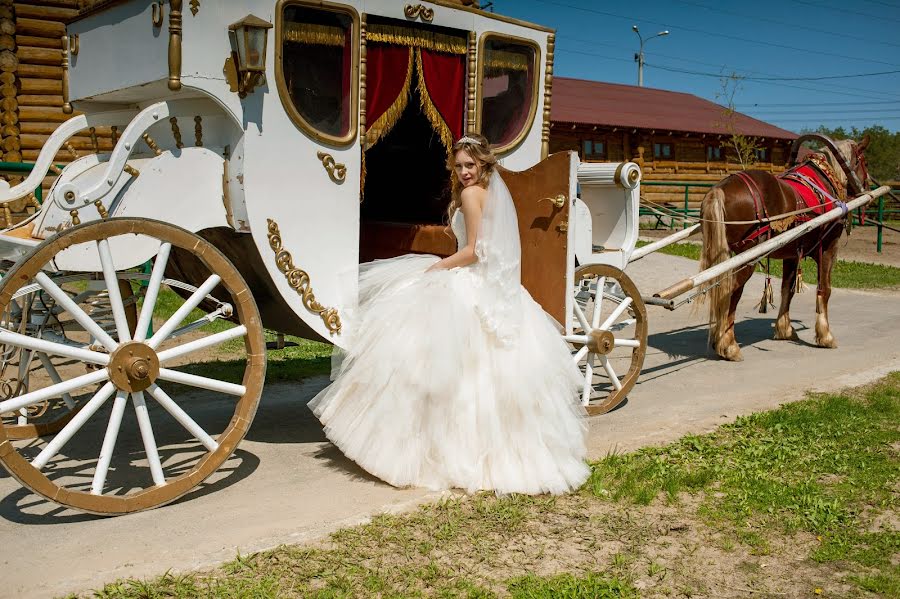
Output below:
[773,327,797,341]
[719,344,744,362]
[816,335,837,349]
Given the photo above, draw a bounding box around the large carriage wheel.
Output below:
[0,218,265,514]
[566,264,647,415]
[1,280,138,440]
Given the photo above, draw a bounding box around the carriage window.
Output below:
[277,3,357,143]
[478,35,540,152]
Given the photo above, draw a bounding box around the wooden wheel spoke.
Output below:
[145,384,218,452]
[590,276,606,329]
[572,300,590,332]
[132,391,166,486]
[97,240,132,343]
[156,368,246,396]
[33,382,117,470]
[35,272,118,351]
[0,368,108,415]
[148,274,222,350]
[0,327,110,366]
[91,391,129,495]
[134,242,171,342]
[600,356,623,392]
[581,352,595,405]
[600,297,633,332]
[156,325,247,365]
[573,344,589,364]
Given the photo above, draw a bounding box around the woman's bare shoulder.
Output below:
[460,185,487,210]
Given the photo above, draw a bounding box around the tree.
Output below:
[715,73,760,168]
[807,124,900,182]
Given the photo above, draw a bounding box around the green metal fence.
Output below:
[639,180,900,253]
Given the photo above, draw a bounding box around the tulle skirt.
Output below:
[308,254,590,495]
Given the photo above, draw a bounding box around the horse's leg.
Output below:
[716,264,755,361]
[774,257,800,340]
[814,237,839,348]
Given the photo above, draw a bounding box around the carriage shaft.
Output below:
[653,186,891,301]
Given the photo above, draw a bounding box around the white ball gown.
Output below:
[309,172,590,495]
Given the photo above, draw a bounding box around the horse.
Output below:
[699,134,871,361]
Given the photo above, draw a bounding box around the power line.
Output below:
[673,0,900,49]
[646,62,900,82]
[736,101,900,107]
[767,116,900,122]
[527,0,900,67]
[786,0,900,23]
[753,109,900,115]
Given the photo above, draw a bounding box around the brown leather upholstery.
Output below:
[359,221,457,263]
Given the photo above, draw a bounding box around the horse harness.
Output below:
[728,154,849,256]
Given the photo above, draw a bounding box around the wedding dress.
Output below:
[309,172,590,495]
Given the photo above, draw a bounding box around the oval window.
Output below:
[477,35,540,152]
[276,2,357,143]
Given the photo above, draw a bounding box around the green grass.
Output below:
[586,372,900,576]
[635,240,900,288]
[75,374,900,598]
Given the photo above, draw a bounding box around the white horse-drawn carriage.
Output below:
[0,0,647,514]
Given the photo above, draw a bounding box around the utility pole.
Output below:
[632,25,669,87]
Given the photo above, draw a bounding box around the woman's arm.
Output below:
[426,187,485,271]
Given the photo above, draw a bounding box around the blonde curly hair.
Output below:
[445,133,497,224]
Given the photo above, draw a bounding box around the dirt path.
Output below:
[1,252,899,598]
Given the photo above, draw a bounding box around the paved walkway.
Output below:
[2,252,898,598]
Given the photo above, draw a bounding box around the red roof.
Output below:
[551,77,798,140]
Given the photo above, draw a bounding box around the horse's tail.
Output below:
[698,186,732,348]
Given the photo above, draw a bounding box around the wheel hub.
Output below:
[587,329,615,355]
[108,341,159,392]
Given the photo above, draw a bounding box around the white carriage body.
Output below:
[0,0,642,345]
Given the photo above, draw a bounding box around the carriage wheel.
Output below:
[0,218,265,514]
[1,280,138,440]
[566,264,647,415]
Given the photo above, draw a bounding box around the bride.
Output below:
[309,134,590,495]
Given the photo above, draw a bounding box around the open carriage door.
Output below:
[499,151,576,327]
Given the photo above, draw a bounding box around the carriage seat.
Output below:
[359,221,456,263]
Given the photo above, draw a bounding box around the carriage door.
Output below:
[500,151,576,326]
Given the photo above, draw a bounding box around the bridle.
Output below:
[788,133,868,197]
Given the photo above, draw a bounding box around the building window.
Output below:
[582,140,606,160]
[653,142,673,159]
[706,145,724,161]
[755,147,769,162]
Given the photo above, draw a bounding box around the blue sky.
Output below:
[490,0,900,134]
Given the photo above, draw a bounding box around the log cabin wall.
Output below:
[550,123,794,210]
[0,0,116,227]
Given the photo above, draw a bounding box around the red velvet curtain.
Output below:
[365,43,412,145]
[418,48,465,142]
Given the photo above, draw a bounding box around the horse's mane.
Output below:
[818,140,852,190]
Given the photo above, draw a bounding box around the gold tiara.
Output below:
[456,135,481,145]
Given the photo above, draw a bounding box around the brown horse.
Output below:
[699,135,870,361]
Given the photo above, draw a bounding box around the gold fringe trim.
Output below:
[484,48,531,75]
[283,22,346,47]
[365,48,414,148]
[415,49,454,155]
[367,23,466,54]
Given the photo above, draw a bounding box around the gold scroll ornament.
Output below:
[404,4,434,22]
[317,151,347,183]
[266,219,342,334]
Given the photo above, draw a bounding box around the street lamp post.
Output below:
[632,25,669,87]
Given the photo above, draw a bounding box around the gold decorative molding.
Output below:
[142,133,162,156]
[189,0,200,16]
[359,14,367,147]
[266,219,342,334]
[61,34,72,114]
[317,151,347,183]
[167,0,183,91]
[404,4,434,22]
[69,34,79,56]
[541,33,554,160]
[467,31,476,134]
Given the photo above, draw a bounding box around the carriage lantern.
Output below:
[227,14,273,97]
